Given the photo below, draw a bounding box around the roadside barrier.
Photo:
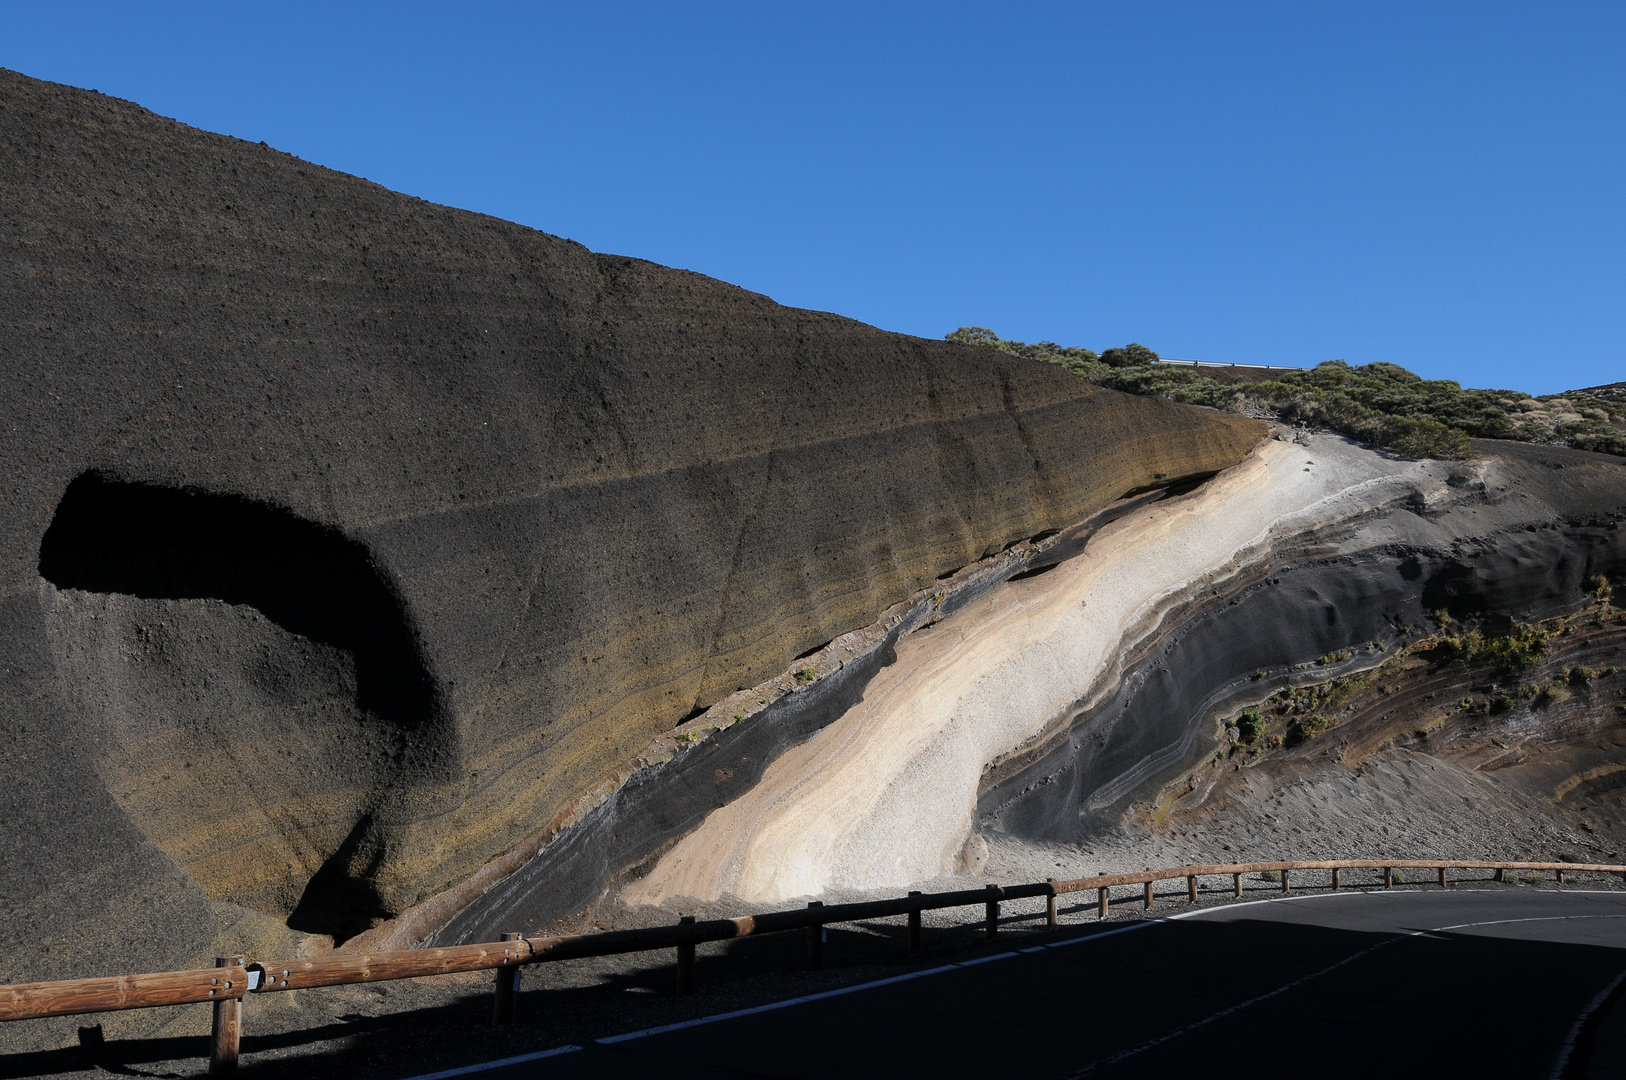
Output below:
[1153,359,1306,370]
[4,858,1621,1075]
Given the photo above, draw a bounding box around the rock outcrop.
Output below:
[624,434,1626,907]
[0,66,1263,995]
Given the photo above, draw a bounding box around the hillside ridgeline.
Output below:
[947,327,1626,461]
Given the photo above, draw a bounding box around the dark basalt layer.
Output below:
[0,67,1262,985]
[979,441,1626,841]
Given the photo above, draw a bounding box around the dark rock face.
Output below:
[0,68,1262,977]
[979,441,1626,840]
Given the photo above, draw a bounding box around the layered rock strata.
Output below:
[626,435,1626,905]
[0,66,1261,997]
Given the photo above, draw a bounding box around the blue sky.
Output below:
[4,2,1622,394]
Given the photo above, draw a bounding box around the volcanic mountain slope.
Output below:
[0,63,1262,1016]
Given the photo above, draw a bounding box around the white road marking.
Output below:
[402,1044,584,1079]
[1550,965,1626,1080]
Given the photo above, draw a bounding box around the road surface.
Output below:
[419,889,1626,1079]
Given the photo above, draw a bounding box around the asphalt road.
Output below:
[422,890,1626,1080]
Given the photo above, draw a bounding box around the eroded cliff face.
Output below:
[621,435,1626,909]
[0,68,1263,987]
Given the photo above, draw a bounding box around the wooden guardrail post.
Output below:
[676,916,696,995]
[1494,867,1504,882]
[1045,880,1058,926]
[984,885,1000,941]
[907,891,922,950]
[1384,866,1394,888]
[209,956,242,1077]
[1281,870,1290,895]
[1438,867,1447,889]
[1098,886,1109,919]
[1331,867,1341,890]
[492,933,520,1026]
[1232,872,1242,898]
[806,901,824,970]
[1143,880,1154,909]
[1187,875,1197,902]
[1558,868,1567,884]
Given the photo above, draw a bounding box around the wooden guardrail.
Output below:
[4,858,1621,1074]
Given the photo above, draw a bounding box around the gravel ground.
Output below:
[986,746,1616,888]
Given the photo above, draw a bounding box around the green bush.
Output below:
[1431,625,1549,671]
[1295,714,1334,739]
[1235,710,1264,744]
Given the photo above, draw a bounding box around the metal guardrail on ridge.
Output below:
[4,858,1622,1074]
[1154,358,1307,370]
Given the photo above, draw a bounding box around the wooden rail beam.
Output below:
[253,939,529,993]
[0,964,247,1021]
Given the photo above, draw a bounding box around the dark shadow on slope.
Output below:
[37,472,437,936]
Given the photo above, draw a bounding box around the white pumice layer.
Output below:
[626,433,1450,905]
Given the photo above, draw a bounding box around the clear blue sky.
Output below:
[4,2,1622,394]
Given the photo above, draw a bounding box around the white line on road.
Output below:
[403,1044,584,1079]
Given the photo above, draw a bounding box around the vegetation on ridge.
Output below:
[946,326,1626,461]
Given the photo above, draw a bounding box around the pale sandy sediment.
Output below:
[624,433,1446,905]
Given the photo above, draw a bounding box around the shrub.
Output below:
[1099,343,1159,369]
[1432,623,1549,671]
[795,668,816,684]
[1569,666,1597,685]
[1295,714,1334,740]
[1235,710,1264,744]
[1380,415,1472,460]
